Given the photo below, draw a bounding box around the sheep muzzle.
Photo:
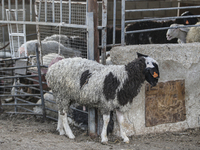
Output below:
[145,67,159,87]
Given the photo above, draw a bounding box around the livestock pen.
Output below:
[0,0,200,139]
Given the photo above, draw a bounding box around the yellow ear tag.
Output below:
[153,72,158,78]
[186,20,189,24]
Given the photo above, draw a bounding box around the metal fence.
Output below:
[0,0,94,122]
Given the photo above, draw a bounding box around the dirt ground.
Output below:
[0,113,200,150]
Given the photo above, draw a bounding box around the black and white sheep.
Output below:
[46,53,160,143]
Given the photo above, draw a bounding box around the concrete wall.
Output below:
[110,43,200,136]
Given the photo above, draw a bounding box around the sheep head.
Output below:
[137,52,159,87]
[166,24,189,41]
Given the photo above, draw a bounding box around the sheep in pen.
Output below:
[46,53,160,143]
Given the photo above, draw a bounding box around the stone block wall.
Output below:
[110,43,200,136]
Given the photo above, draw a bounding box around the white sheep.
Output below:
[42,34,70,48]
[17,40,81,58]
[186,22,200,43]
[166,24,190,43]
[46,53,160,143]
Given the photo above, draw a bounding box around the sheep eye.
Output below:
[147,62,149,64]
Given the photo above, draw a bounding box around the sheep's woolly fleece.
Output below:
[186,22,200,43]
[46,57,147,114]
[18,40,81,58]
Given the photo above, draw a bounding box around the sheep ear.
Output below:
[137,52,148,58]
[179,27,190,33]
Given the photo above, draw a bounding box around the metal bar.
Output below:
[0,56,35,61]
[87,12,94,60]
[45,0,47,22]
[0,65,37,71]
[101,0,107,65]
[25,77,47,84]
[68,0,71,24]
[0,84,40,88]
[99,43,121,48]
[0,75,39,80]
[0,20,88,28]
[35,43,46,121]
[88,108,96,136]
[70,106,88,114]
[121,0,125,46]
[2,0,5,54]
[125,5,200,13]
[113,0,116,45]
[15,97,40,105]
[126,24,200,35]
[23,0,27,57]
[38,0,41,21]
[35,0,86,5]
[17,106,36,113]
[52,0,55,22]
[125,15,200,24]
[0,94,41,97]
[3,103,41,106]
[60,0,63,23]
[35,2,42,65]
[30,0,33,21]
[5,112,40,115]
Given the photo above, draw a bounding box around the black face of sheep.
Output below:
[137,52,159,87]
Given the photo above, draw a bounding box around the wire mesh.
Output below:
[36,0,87,58]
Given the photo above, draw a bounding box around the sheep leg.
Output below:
[101,114,110,143]
[116,110,129,143]
[57,111,65,135]
[62,110,75,139]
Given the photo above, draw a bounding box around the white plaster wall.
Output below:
[110,43,200,136]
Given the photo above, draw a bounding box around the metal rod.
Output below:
[45,0,47,22]
[0,20,88,28]
[35,43,46,121]
[121,0,125,46]
[52,0,55,22]
[68,0,71,24]
[0,84,40,88]
[125,15,200,24]
[3,103,41,106]
[113,0,116,45]
[126,24,200,35]
[30,0,33,21]
[0,94,41,97]
[101,0,107,65]
[0,65,37,71]
[0,74,39,79]
[60,0,63,23]
[125,5,200,13]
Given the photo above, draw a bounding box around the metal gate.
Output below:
[0,0,96,123]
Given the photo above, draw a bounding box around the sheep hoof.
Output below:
[101,141,108,145]
[124,139,129,144]
[57,129,65,135]
[125,140,129,144]
[68,134,75,139]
